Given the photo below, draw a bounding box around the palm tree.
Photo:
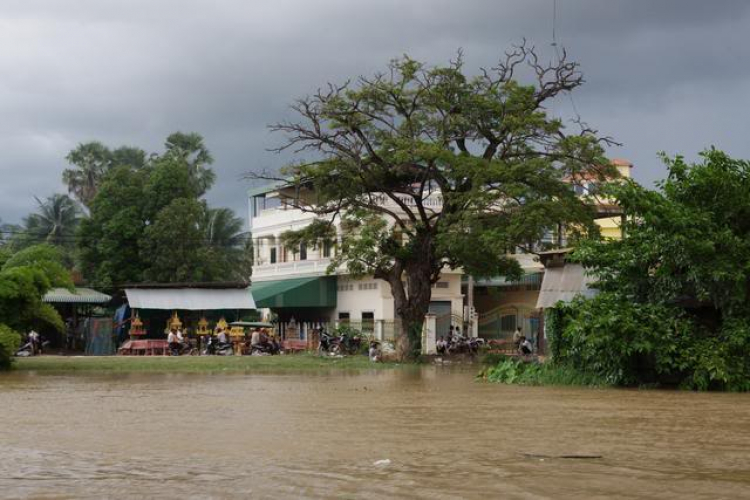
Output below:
[204,208,245,248]
[24,194,81,247]
[164,132,216,195]
[203,208,251,281]
[62,141,112,208]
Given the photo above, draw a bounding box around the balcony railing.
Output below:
[252,258,336,279]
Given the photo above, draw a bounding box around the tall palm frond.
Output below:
[24,194,82,246]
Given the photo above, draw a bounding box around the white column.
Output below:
[422,313,437,355]
[375,320,384,341]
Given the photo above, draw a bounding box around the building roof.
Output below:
[43,287,112,305]
[125,287,256,310]
[611,158,633,167]
[536,264,597,308]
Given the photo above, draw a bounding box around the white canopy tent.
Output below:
[125,287,256,310]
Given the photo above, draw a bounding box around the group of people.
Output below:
[167,326,191,355]
[168,325,282,356]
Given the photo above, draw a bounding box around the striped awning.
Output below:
[43,287,112,305]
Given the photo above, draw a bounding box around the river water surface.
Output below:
[1,367,749,499]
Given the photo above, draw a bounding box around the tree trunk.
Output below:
[382,234,437,360]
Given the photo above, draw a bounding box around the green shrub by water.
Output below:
[480,358,609,388]
[0,324,21,370]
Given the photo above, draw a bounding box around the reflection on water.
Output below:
[1,368,749,499]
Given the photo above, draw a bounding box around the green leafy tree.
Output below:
[78,166,149,286]
[3,244,73,290]
[77,132,243,286]
[141,198,210,282]
[560,149,750,390]
[0,244,73,368]
[143,154,201,221]
[259,46,611,357]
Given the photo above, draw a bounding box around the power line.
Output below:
[550,0,582,122]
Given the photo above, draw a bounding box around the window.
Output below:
[358,282,378,290]
[270,247,277,264]
[362,312,374,333]
[323,240,332,258]
[299,242,307,261]
[434,282,449,289]
[500,314,517,333]
[338,312,350,323]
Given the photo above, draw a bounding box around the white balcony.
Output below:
[251,207,317,235]
[252,258,339,280]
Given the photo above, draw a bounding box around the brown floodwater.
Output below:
[1,367,749,499]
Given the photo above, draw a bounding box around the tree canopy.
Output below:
[260,46,612,357]
[0,244,73,368]
[63,141,147,208]
[77,133,247,286]
[554,149,750,390]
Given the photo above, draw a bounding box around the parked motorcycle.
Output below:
[203,336,233,356]
[319,330,362,355]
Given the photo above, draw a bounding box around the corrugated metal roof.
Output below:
[43,287,112,304]
[125,287,256,310]
[536,264,598,308]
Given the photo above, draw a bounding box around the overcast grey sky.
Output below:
[1,0,749,224]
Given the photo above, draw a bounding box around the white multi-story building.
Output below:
[247,159,632,344]
[248,182,465,340]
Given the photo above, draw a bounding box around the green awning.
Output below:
[251,276,337,308]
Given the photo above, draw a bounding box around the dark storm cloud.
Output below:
[1,0,749,223]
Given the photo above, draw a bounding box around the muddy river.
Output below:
[1,367,749,499]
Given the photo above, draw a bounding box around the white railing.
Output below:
[252,258,336,279]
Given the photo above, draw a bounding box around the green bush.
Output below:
[480,357,608,387]
[0,324,21,370]
[550,294,750,391]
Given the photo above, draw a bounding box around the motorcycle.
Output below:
[447,335,484,356]
[203,336,233,356]
[15,339,50,357]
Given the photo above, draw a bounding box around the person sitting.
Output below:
[250,328,261,348]
[436,336,448,355]
[203,333,216,355]
[217,328,229,346]
[269,333,281,355]
[176,329,191,354]
[167,327,181,355]
[513,327,523,349]
[518,336,533,356]
[369,341,381,362]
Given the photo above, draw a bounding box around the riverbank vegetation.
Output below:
[11,354,400,374]
[479,357,609,388]
[544,150,750,391]
[0,245,73,370]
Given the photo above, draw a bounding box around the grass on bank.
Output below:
[478,356,611,388]
[12,353,401,374]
